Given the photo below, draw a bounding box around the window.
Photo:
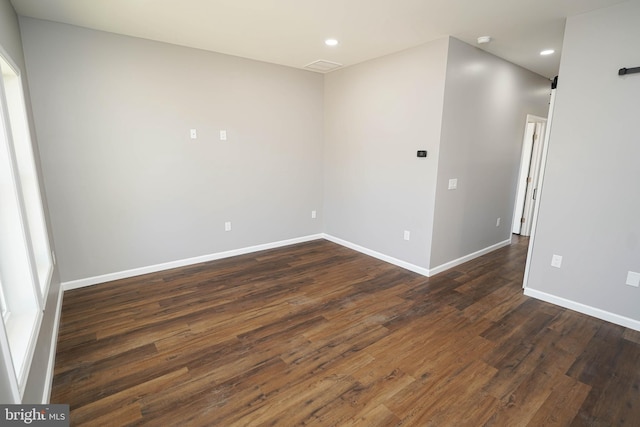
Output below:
[1,54,52,298]
[0,49,51,399]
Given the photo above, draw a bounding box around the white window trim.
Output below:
[0,45,51,400]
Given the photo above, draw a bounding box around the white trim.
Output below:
[524,288,640,332]
[62,233,513,292]
[512,114,548,235]
[18,310,42,398]
[62,234,324,291]
[0,311,20,402]
[523,88,556,289]
[322,234,511,278]
[41,285,63,404]
[428,239,512,276]
[322,234,431,277]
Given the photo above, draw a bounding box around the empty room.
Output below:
[1,0,639,425]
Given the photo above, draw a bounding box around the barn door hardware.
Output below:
[618,66,640,76]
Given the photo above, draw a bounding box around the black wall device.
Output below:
[417,150,427,158]
[619,66,640,76]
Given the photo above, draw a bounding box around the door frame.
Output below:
[522,87,557,289]
[512,114,547,236]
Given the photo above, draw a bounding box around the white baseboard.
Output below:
[42,285,64,403]
[524,288,640,332]
[428,239,512,276]
[322,234,431,277]
[61,233,511,292]
[62,234,324,291]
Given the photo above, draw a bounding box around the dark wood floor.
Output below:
[52,236,640,426]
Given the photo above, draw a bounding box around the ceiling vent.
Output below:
[304,60,343,73]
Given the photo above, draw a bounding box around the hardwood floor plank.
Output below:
[311,369,414,425]
[71,367,190,425]
[387,359,497,425]
[546,310,601,356]
[570,335,640,426]
[88,403,142,427]
[54,321,189,375]
[622,328,640,345]
[407,360,499,426]
[349,404,401,426]
[527,374,591,427]
[51,236,640,425]
[138,357,285,425]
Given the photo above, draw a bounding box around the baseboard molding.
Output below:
[62,233,512,292]
[322,234,431,277]
[42,285,64,403]
[428,239,512,276]
[524,288,640,332]
[62,234,324,291]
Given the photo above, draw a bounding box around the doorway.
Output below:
[512,115,547,236]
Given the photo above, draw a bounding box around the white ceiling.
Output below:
[10,0,628,79]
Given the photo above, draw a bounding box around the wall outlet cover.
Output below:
[626,271,640,287]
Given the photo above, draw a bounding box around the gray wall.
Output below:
[19,18,324,283]
[430,38,550,268]
[0,0,62,403]
[526,1,640,321]
[324,38,449,269]
[324,36,550,271]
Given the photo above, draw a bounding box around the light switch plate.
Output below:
[448,178,458,190]
[551,254,563,268]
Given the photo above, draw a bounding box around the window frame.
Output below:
[0,46,51,400]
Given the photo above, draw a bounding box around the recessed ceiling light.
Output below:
[540,49,555,56]
[477,36,492,44]
[325,39,339,47]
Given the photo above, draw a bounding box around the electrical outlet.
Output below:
[404,230,410,241]
[220,130,227,141]
[626,271,640,287]
[190,129,197,139]
[551,254,563,268]
[496,217,501,227]
[311,210,317,219]
[224,221,232,232]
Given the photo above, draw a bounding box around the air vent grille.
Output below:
[304,60,343,73]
